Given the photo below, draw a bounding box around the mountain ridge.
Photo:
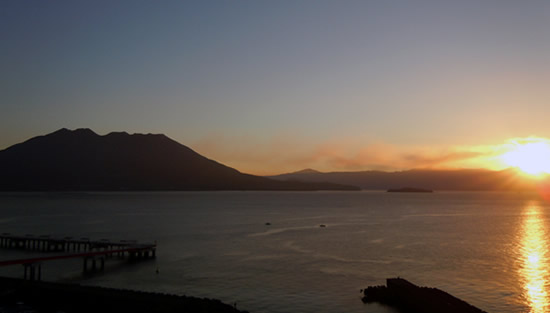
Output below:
[0,129,358,191]
[268,168,538,191]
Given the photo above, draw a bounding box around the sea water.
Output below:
[0,191,547,313]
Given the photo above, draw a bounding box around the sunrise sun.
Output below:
[500,140,550,176]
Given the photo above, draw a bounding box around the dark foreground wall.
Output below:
[0,277,248,313]
[362,278,487,313]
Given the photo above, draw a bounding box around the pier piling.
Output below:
[0,234,157,280]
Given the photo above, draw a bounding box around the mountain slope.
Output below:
[269,168,537,191]
[0,129,358,191]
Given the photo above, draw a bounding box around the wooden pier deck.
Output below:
[0,233,149,253]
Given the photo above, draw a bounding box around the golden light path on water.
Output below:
[520,202,550,313]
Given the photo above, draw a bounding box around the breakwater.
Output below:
[0,277,247,313]
[362,278,486,313]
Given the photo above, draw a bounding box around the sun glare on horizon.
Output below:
[500,139,550,176]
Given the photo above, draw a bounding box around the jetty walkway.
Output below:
[0,233,156,280]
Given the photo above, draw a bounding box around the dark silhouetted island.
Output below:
[0,128,358,191]
[387,187,433,193]
[362,278,486,313]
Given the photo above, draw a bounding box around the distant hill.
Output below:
[269,168,538,191]
[0,129,358,191]
[291,168,321,175]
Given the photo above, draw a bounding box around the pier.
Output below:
[0,233,156,280]
[0,233,148,253]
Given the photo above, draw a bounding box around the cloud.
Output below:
[190,133,516,175]
[399,150,489,168]
[306,144,497,172]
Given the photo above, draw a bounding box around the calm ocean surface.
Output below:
[0,191,548,313]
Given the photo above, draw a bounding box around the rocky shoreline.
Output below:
[362,278,486,313]
[0,276,248,313]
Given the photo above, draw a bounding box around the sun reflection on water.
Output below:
[520,203,550,313]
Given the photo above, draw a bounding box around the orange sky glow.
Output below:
[193,135,550,176]
[3,2,550,180]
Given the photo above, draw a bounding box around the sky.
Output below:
[2,1,550,175]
